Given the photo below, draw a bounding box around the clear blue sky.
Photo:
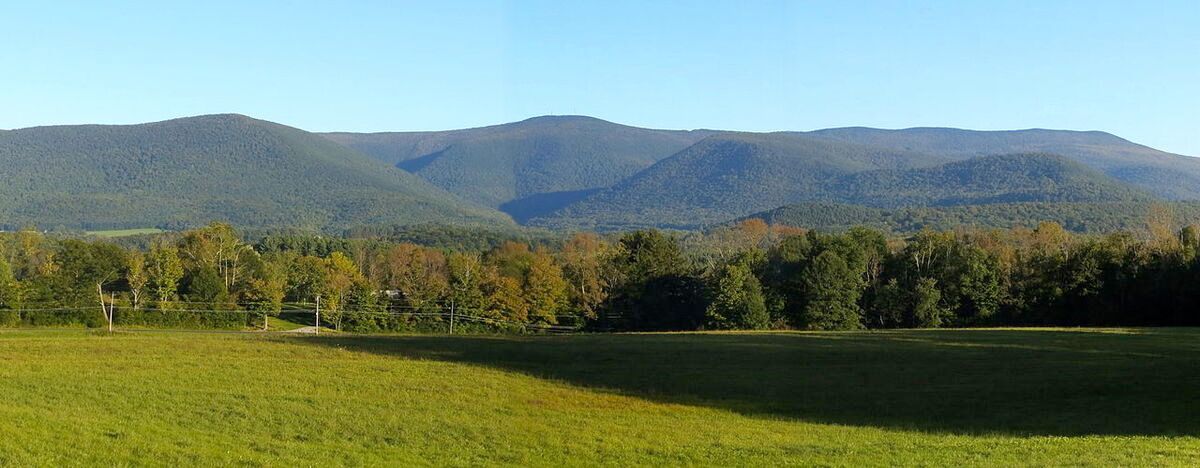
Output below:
[2,1,1197,155]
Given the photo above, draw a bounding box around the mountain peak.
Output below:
[518,115,611,124]
[0,115,509,230]
[512,115,627,130]
[155,113,266,126]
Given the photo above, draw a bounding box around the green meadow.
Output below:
[84,228,166,238]
[0,328,1197,466]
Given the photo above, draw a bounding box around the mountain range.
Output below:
[328,118,1189,230]
[325,116,713,222]
[738,201,1200,234]
[0,115,507,230]
[803,127,1200,200]
[0,113,1195,232]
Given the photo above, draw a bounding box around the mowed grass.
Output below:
[0,329,1197,466]
[85,228,166,238]
[266,313,313,331]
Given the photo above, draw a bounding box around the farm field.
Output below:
[84,228,166,238]
[0,328,1197,466]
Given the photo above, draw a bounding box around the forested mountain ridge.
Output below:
[529,132,943,229]
[528,132,1147,230]
[739,201,1200,234]
[323,115,714,217]
[0,114,510,230]
[3,113,1193,234]
[834,153,1150,208]
[804,127,1200,199]
[327,117,1195,230]
[323,115,711,166]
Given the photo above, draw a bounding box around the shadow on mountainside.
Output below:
[297,328,1200,437]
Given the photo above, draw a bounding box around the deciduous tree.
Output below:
[800,251,864,330]
[705,259,769,330]
[525,250,568,325]
[146,242,185,305]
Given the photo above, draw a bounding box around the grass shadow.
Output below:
[298,328,1200,436]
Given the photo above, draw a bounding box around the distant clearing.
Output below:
[85,228,166,238]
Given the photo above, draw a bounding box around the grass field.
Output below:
[85,228,167,238]
[266,312,316,331]
[0,328,1197,466]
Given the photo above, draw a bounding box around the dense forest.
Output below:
[533,143,1150,230]
[7,113,1199,233]
[328,115,711,212]
[532,132,949,229]
[0,114,508,230]
[743,201,1200,234]
[3,207,1198,332]
[329,117,1200,228]
[803,126,1200,199]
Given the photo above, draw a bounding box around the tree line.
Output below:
[2,210,1198,332]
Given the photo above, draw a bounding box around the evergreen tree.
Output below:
[601,230,697,330]
[764,234,813,323]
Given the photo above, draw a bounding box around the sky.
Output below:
[1,1,1197,155]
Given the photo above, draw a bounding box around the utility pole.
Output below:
[449,298,455,335]
[315,295,321,335]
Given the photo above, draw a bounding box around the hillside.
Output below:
[833,153,1150,208]
[529,133,955,229]
[0,115,509,230]
[740,201,1200,234]
[530,132,1146,230]
[325,117,1196,230]
[6,114,1189,233]
[805,127,1200,199]
[323,116,712,219]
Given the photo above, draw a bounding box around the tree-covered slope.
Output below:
[531,136,1149,230]
[325,117,1196,229]
[805,127,1200,199]
[0,114,510,230]
[529,133,956,230]
[740,201,1200,234]
[323,116,712,216]
[834,153,1151,207]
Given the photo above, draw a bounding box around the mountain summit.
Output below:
[323,116,713,219]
